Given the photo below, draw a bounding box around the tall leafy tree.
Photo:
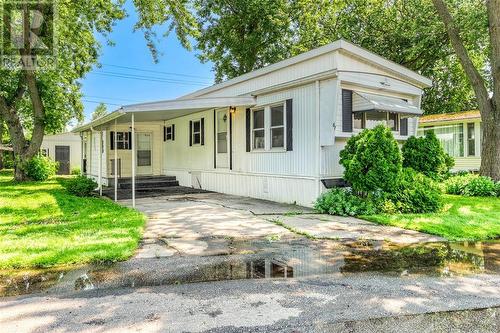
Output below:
[91,103,108,121]
[0,1,196,181]
[194,0,292,82]
[432,0,499,179]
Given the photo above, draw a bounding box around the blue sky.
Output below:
[80,1,214,122]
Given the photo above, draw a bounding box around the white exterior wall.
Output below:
[40,133,82,172]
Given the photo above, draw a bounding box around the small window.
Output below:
[353,112,364,129]
[467,123,475,156]
[192,120,201,145]
[253,109,265,149]
[270,105,285,148]
[116,132,130,150]
[41,148,49,157]
[166,126,173,140]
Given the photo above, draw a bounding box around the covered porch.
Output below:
[73,96,256,207]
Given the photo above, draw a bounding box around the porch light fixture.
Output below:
[229,106,236,113]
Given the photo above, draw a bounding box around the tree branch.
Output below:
[431,0,491,113]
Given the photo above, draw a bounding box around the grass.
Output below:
[0,170,146,269]
[362,195,500,241]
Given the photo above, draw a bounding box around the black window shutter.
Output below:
[400,118,408,136]
[110,131,115,150]
[163,126,166,142]
[201,118,205,145]
[245,108,251,152]
[128,132,132,150]
[342,89,353,132]
[172,124,175,141]
[286,99,293,151]
[189,121,193,146]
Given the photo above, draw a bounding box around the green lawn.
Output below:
[363,195,500,241]
[0,170,145,269]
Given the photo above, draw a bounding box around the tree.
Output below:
[194,0,292,82]
[432,0,500,180]
[91,103,108,121]
[0,1,196,181]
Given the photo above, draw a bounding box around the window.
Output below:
[115,132,130,150]
[192,120,201,145]
[420,124,463,157]
[253,109,265,149]
[352,111,399,130]
[40,148,48,157]
[270,105,284,148]
[166,126,173,140]
[217,111,228,153]
[467,123,475,156]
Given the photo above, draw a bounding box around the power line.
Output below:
[101,63,213,80]
[96,70,210,85]
[90,72,209,86]
[82,99,122,107]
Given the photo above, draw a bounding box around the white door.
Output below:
[136,133,153,175]
[216,110,229,168]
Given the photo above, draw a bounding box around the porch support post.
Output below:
[98,130,103,196]
[80,133,84,176]
[131,113,136,208]
[114,119,118,202]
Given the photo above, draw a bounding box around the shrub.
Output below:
[25,156,58,181]
[65,175,97,197]
[71,167,81,175]
[495,182,500,197]
[402,131,453,179]
[463,176,497,197]
[386,168,443,213]
[340,125,402,194]
[444,174,497,197]
[314,188,376,216]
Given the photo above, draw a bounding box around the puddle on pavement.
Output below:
[1,239,498,297]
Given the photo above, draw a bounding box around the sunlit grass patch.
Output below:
[0,170,145,269]
[362,195,500,241]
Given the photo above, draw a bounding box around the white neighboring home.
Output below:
[40,132,82,175]
[72,40,431,207]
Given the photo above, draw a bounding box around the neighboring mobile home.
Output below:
[73,40,431,207]
[40,132,82,175]
[418,110,482,172]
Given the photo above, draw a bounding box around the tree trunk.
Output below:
[480,105,500,180]
[0,116,3,170]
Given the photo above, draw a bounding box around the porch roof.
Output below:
[72,96,256,132]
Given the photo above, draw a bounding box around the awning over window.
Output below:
[352,91,422,116]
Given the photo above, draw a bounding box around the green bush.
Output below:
[25,156,58,181]
[65,175,98,197]
[386,168,443,213]
[445,174,497,197]
[402,131,453,179]
[340,125,402,194]
[71,167,81,175]
[463,176,497,197]
[314,188,376,216]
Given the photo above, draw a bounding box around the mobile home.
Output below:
[73,40,431,207]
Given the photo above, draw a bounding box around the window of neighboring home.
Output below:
[192,120,201,145]
[467,123,475,156]
[270,105,285,148]
[432,124,464,157]
[354,111,399,130]
[41,148,48,157]
[116,132,130,149]
[253,109,265,149]
[166,126,173,140]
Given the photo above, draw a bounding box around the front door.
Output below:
[55,145,70,175]
[136,133,152,175]
[216,110,229,168]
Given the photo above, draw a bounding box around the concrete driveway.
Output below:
[121,192,443,258]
